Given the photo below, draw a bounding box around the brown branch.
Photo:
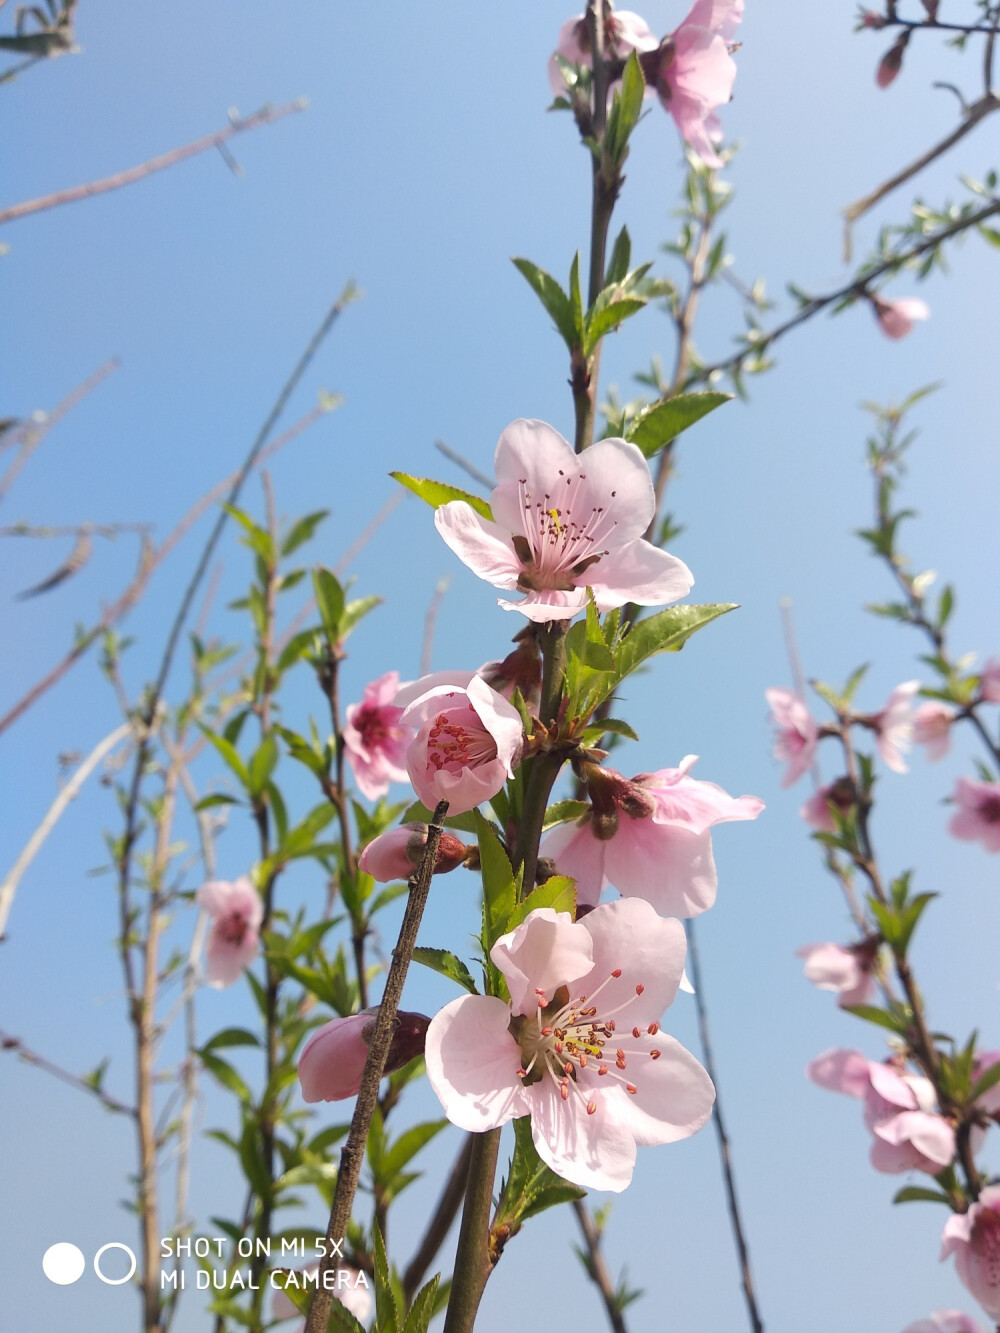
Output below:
[686,920,765,1333]
[0,99,307,227]
[843,94,999,256]
[433,439,493,491]
[0,357,119,501]
[304,800,449,1333]
[572,1200,628,1333]
[420,576,450,676]
[402,1135,474,1303]
[0,401,333,737]
[0,1028,136,1117]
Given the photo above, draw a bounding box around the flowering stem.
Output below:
[304,800,449,1333]
[443,1129,503,1333]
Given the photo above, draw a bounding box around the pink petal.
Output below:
[579,898,688,1020]
[605,821,718,918]
[587,539,694,611]
[434,503,522,591]
[491,908,594,1015]
[298,1013,372,1102]
[523,1078,638,1193]
[539,819,606,909]
[806,1047,871,1098]
[608,1032,715,1147]
[424,995,527,1133]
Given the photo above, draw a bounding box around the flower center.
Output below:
[356,704,389,750]
[979,793,1000,825]
[971,1208,1000,1280]
[426,706,496,774]
[217,911,249,947]
[509,969,662,1116]
[512,472,618,593]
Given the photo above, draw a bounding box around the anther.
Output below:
[650,1050,661,1059]
[632,1027,641,1039]
[647,1022,659,1035]
[587,1099,597,1115]
[626,1083,637,1095]
[635,983,644,995]
[611,969,622,978]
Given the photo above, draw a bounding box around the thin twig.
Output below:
[332,489,403,576]
[402,1135,474,1303]
[0,720,133,939]
[0,401,335,736]
[420,577,450,676]
[0,357,120,501]
[434,439,493,491]
[1,1029,136,1115]
[304,801,449,1333]
[686,919,764,1333]
[843,95,999,256]
[0,99,307,227]
[572,1200,628,1333]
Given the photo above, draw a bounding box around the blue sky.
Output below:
[3,3,999,1331]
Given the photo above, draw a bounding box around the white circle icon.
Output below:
[93,1242,137,1285]
[42,1243,86,1285]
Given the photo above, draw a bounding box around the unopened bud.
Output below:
[876,32,909,87]
[358,824,469,882]
[298,1008,430,1102]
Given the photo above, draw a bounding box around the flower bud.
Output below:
[359,824,468,882]
[478,626,542,710]
[298,1009,431,1102]
[876,32,910,87]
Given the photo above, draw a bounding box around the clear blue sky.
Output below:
[3,3,999,1331]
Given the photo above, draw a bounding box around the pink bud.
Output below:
[359,824,468,882]
[298,1009,430,1102]
[980,659,1000,703]
[876,32,910,87]
[871,295,930,340]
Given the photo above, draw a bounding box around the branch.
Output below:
[0,99,307,227]
[572,1200,629,1333]
[686,920,765,1333]
[0,720,133,939]
[0,356,120,501]
[420,576,450,676]
[0,1028,136,1116]
[843,94,999,255]
[434,439,493,491]
[304,800,449,1333]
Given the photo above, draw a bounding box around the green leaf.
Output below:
[542,799,589,830]
[402,1274,441,1333]
[247,735,279,798]
[605,51,645,163]
[411,946,479,995]
[313,567,345,640]
[893,1186,953,1206]
[511,257,579,350]
[506,875,576,933]
[201,1027,261,1053]
[475,810,517,954]
[340,594,383,639]
[281,510,329,556]
[222,503,273,564]
[194,792,241,811]
[389,473,492,521]
[372,1224,398,1333]
[199,726,249,787]
[381,1119,449,1181]
[605,225,632,286]
[277,628,320,673]
[626,391,732,459]
[841,1004,907,1035]
[198,1050,252,1103]
[569,251,585,344]
[402,800,481,835]
[970,1060,1000,1103]
[584,297,646,356]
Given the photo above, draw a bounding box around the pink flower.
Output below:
[913,701,956,762]
[901,1314,986,1333]
[424,898,715,1192]
[796,941,877,1008]
[941,1186,1000,1321]
[273,1262,372,1325]
[872,295,930,339]
[654,0,743,168]
[799,777,855,832]
[434,419,693,624]
[807,1048,955,1174]
[949,778,1000,853]
[766,687,819,787]
[972,1050,1000,1120]
[196,877,262,988]
[979,659,1000,704]
[548,9,659,100]
[540,756,763,917]
[343,670,414,801]
[394,671,524,816]
[358,824,469,882]
[872,680,920,772]
[298,1010,430,1103]
[477,626,542,710]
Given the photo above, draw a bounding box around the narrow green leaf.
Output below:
[199,726,249,787]
[511,257,579,350]
[542,799,589,830]
[402,1274,441,1333]
[389,473,492,521]
[247,735,279,797]
[506,875,576,933]
[281,510,329,557]
[605,225,632,285]
[893,1186,953,1205]
[381,1119,449,1181]
[201,1027,260,1053]
[842,1004,907,1035]
[313,567,345,640]
[475,810,517,951]
[411,946,479,995]
[584,297,646,355]
[625,391,732,459]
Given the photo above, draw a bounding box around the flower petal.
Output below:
[424,995,526,1133]
[491,908,594,1015]
[434,502,522,591]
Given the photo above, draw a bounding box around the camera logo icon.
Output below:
[42,1242,137,1286]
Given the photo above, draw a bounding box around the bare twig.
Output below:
[0,357,120,501]
[686,919,764,1333]
[434,439,493,491]
[0,1029,136,1116]
[843,95,999,256]
[420,576,450,676]
[0,720,133,939]
[0,100,307,227]
[332,489,403,576]
[305,801,449,1333]
[572,1200,628,1333]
